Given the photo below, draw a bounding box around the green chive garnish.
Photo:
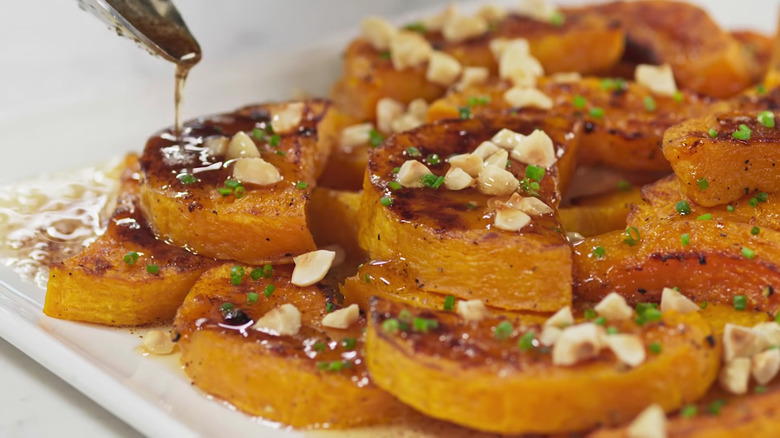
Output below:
[380,196,393,207]
[623,226,640,246]
[494,321,513,340]
[146,264,159,274]
[675,200,691,215]
[247,292,259,304]
[264,284,275,298]
[742,247,756,260]
[758,111,775,128]
[123,251,139,265]
[696,178,709,191]
[443,295,456,311]
[733,295,747,311]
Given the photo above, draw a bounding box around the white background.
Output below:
[0,0,775,436]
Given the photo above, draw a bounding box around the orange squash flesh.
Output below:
[358,115,578,312]
[139,100,333,265]
[559,186,644,237]
[366,298,720,435]
[172,264,412,429]
[44,155,217,326]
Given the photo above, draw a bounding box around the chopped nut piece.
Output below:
[376,98,405,133]
[449,153,483,177]
[407,99,429,120]
[484,149,509,168]
[545,306,574,328]
[424,4,458,31]
[504,87,553,110]
[517,0,559,21]
[444,166,475,190]
[539,325,562,346]
[253,304,302,336]
[477,4,508,22]
[474,140,501,158]
[457,299,491,322]
[594,292,634,321]
[322,303,360,329]
[719,357,751,395]
[552,323,603,366]
[455,66,490,91]
[442,14,488,43]
[723,323,770,362]
[626,404,667,438]
[499,41,544,87]
[491,128,525,150]
[490,38,529,60]
[635,64,677,97]
[515,197,553,215]
[494,206,531,231]
[550,72,582,83]
[391,113,424,133]
[605,334,646,367]
[361,17,398,51]
[340,123,374,151]
[752,322,780,346]
[426,51,462,86]
[660,287,700,314]
[752,348,780,385]
[233,157,282,186]
[477,165,519,196]
[271,102,304,134]
[141,330,175,355]
[203,135,228,156]
[397,160,433,188]
[291,250,336,287]
[390,31,433,70]
[226,131,261,160]
[510,129,557,168]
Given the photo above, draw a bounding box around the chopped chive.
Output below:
[752,226,761,235]
[443,295,456,311]
[643,96,656,112]
[234,185,245,198]
[757,84,767,95]
[275,150,286,156]
[673,91,684,103]
[733,295,747,311]
[623,226,641,246]
[225,178,241,189]
[755,385,768,394]
[378,50,391,60]
[700,301,708,309]
[427,153,441,165]
[733,124,752,140]
[363,273,372,283]
[412,317,439,333]
[617,180,632,192]
[262,264,273,278]
[606,326,619,335]
[707,399,727,415]
[681,233,690,246]
[230,265,245,285]
[264,284,275,297]
[584,308,596,320]
[525,165,545,181]
[550,11,565,26]
[341,338,357,350]
[466,201,477,210]
[592,246,606,259]
[247,292,259,304]
[398,309,412,323]
[250,268,263,281]
[388,181,402,190]
[269,134,281,147]
[649,341,662,354]
[589,107,604,119]
[406,146,421,157]
[708,128,718,138]
[123,251,139,265]
[380,196,393,207]
[591,316,605,326]
[466,96,491,107]
[392,166,400,174]
[680,404,697,418]
[727,205,735,212]
[749,197,759,208]
[313,341,327,352]
[675,200,691,215]
[146,264,159,274]
[742,247,756,260]
[403,22,427,33]
[296,181,308,190]
[325,302,335,313]
[572,95,587,110]
[251,128,266,140]
[369,129,385,148]
[421,174,445,189]
[696,178,709,191]
[220,302,234,312]
[758,111,775,128]
[218,187,233,196]
[494,321,513,340]
[757,192,769,202]
[458,106,472,119]
[177,173,198,184]
[381,318,400,333]
[518,332,535,351]
[696,213,712,221]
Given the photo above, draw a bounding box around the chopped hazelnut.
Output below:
[322,304,360,329]
[271,102,304,134]
[340,123,374,151]
[253,304,302,336]
[660,287,700,314]
[390,31,433,70]
[503,87,553,110]
[477,165,519,196]
[723,323,770,362]
[444,166,475,190]
[426,51,462,86]
[552,323,603,366]
[751,348,780,385]
[605,334,646,367]
[226,131,261,160]
[510,129,557,168]
[635,64,677,97]
[361,17,398,51]
[626,404,667,438]
[291,250,336,287]
[457,299,491,322]
[442,14,488,43]
[594,292,634,321]
[397,160,433,188]
[719,357,751,395]
[233,157,282,186]
[545,306,574,328]
[494,206,531,232]
[449,153,483,177]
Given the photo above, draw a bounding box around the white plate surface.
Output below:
[0,0,776,436]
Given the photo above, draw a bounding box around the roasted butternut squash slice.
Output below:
[662,110,780,207]
[139,100,332,265]
[732,30,774,83]
[427,76,713,172]
[45,155,217,326]
[332,9,623,119]
[358,115,578,311]
[366,298,720,435]
[559,185,644,237]
[586,1,760,98]
[172,263,412,428]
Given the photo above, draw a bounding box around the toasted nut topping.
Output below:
[233,157,282,186]
[491,128,525,150]
[423,4,458,31]
[397,160,433,188]
[455,66,490,91]
[550,72,583,83]
[226,131,261,160]
[752,348,780,385]
[484,149,509,168]
[477,4,508,21]
[510,129,557,168]
[494,207,531,232]
[545,306,574,328]
[390,31,433,70]
[515,197,553,215]
[539,325,562,346]
[552,323,603,366]
[474,140,501,158]
[477,165,519,196]
[504,87,553,110]
[449,153,483,177]
[407,98,429,120]
[635,64,677,97]
[499,40,544,87]
[605,334,646,367]
[457,299,491,322]
[391,113,423,133]
[442,14,488,43]
[322,303,360,329]
[723,323,770,362]
[490,38,529,60]
[291,250,336,287]
[627,404,667,438]
[271,102,304,134]
[426,51,462,86]
[376,98,405,133]
[594,292,634,321]
[517,0,560,21]
[141,330,175,355]
[660,287,700,314]
[752,322,780,346]
[444,166,475,190]
[361,17,398,51]
[719,357,751,395]
[203,136,229,156]
[253,304,302,336]
[340,123,374,151]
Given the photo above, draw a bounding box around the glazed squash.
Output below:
[172,263,412,428]
[366,297,720,435]
[139,100,333,265]
[45,155,217,326]
[358,115,579,311]
[559,185,644,237]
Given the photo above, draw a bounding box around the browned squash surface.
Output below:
[427,77,713,172]
[332,10,623,119]
[359,115,578,311]
[732,30,774,82]
[172,264,412,428]
[139,100,333,265]
[366,298,720,435]
[44,155,217,326]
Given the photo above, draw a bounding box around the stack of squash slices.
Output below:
[39,1,780,436]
